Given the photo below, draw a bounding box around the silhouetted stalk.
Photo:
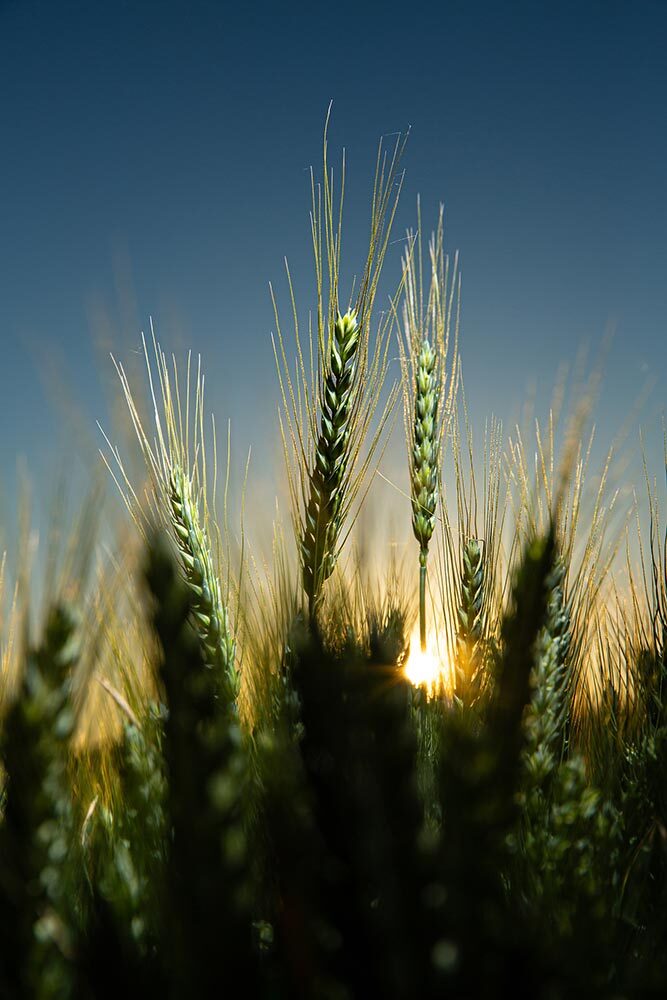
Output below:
[419,562,427,651]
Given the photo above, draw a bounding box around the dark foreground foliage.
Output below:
[1,531,667,999]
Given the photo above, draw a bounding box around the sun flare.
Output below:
[403,627,454,695]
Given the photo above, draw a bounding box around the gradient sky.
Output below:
[1,0,665,542]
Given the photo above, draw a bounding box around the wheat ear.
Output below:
[455,537,485,701]
[100,331,238,704]
[301,309,360,614]
[412,337,439,649]
[273,113,407,622]
[400,203,459,650]
[168,466,238,700]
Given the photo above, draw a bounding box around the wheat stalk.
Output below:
[99,331,239,704]
[273,111,407,622]
[400,202,459,650]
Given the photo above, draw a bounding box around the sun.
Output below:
[402,626,454,695]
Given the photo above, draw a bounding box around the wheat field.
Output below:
[0,123,666,999]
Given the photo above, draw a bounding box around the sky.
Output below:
[1,0,665,549]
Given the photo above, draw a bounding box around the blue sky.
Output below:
[1,0,665,540]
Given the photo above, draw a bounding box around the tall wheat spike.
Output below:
[99,335,239,704]
[273,110,407,622]
[400,202,459,650]
[300,309,361,612]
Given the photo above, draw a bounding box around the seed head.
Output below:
[411,337,439,561]
[301,310,360,612]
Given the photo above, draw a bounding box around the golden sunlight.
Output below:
[403,626,455,695]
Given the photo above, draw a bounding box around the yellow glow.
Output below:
[403,626,454,695]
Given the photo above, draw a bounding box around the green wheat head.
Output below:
[401,202,459,648]
[301,309,360,611]
[168,467,237,701]
[101,333,239,704]
[273,113,407,621]
[411,336,439,563]
[455,537,485,701]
